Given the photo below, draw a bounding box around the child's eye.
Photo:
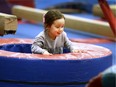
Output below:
[56,26,64,28]
[61,26,64,28]
[55,26,60,28]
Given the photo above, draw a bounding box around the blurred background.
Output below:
[0,0,116,87]
[0,0,115,17]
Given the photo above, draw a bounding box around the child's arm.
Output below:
[63,32,86,53]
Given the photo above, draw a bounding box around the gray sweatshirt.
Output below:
[31,31,74,54]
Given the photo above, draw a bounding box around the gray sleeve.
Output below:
[63,32,74,52]
[31,36,46,54]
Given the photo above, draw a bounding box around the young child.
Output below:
[31,10,78,55]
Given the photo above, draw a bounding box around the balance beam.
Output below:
[12,5,115,40]
[93,4,116,18]
[0,13,17,36]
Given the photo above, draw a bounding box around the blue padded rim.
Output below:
[0,42,113,86]
[0,54,112,83]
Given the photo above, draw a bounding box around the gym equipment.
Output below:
[0,13,17,36]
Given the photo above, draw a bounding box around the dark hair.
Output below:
[44,10,65,29]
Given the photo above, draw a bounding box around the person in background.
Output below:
[86,65,116,87]
[31,10,81,55]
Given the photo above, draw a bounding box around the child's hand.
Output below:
[72,49,87,53]
[43,51,53,55]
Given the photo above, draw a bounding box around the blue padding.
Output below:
[0,44,70,54]
[0,54,112,83]
[0,82,85,87]
[0,44,32,53]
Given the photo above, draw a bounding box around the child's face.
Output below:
[48,18,65,39]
